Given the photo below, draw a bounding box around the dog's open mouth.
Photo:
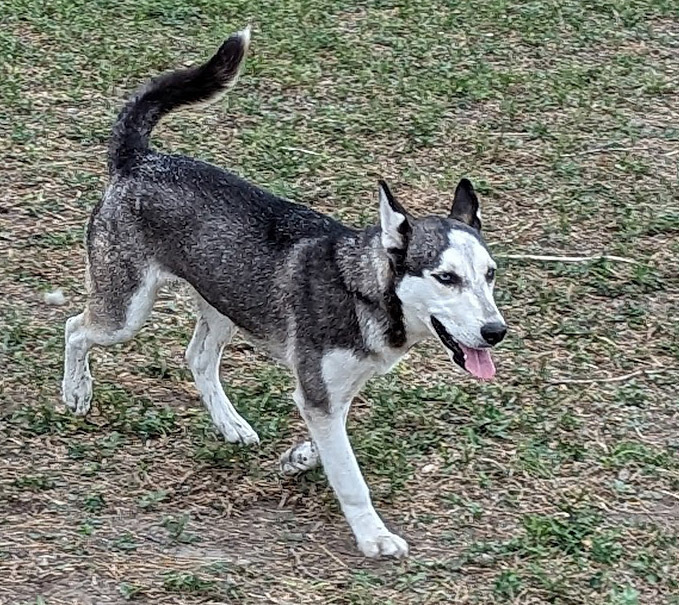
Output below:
[430,316,496,380]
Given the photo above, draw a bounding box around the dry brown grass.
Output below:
[2,1,678,603]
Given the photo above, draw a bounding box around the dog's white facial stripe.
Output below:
[439,230,494,280]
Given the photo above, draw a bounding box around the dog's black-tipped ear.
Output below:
[379,180,411,261]
[450,178,482,230]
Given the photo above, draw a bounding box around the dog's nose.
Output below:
[481,322,507,346]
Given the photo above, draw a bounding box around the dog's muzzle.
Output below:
[430,315,498,380]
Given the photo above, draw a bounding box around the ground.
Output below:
[1,0,678,603]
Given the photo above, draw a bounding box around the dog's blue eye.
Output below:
[434,272,461,286]
[487,268,496,281]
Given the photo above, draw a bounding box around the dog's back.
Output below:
[89,28,356,341]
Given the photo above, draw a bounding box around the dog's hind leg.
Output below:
[279,401,351,475]
[62,312,95,415]
[62,264,162,415]
[185,297,259,445]
[280,395,356,475]
[279,440,320,475]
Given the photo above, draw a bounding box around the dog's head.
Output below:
[379,179,506,379]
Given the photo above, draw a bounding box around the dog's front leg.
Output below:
[293,384,408,558]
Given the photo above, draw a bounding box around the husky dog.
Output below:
[62,28,507,558]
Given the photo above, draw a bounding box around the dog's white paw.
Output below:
[357,531,409,559]
[280,441,320,475]
[62,375,93,416]
[215,417,260,445]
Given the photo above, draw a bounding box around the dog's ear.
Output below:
[450,178,482,230]
[379,180,411,264]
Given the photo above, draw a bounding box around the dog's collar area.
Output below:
[430,315,465,369]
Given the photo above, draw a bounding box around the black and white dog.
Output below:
[62,28,506,558]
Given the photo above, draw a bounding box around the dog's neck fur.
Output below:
[335,227,428,356]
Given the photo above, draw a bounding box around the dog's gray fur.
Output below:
[62,28,506,558]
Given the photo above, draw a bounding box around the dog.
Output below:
[61,27,506,558]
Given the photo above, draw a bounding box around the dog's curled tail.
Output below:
[108,27,250,175]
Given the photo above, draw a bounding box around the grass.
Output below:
[2,0,678,603]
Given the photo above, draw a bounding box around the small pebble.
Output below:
[44,289,67,306]
[617,469,631,482]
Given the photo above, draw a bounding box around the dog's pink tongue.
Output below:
[459,345,496,380]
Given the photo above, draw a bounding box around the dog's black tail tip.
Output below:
[109,26,252,176]
[221,25,252,56]
[209,26,251,82]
